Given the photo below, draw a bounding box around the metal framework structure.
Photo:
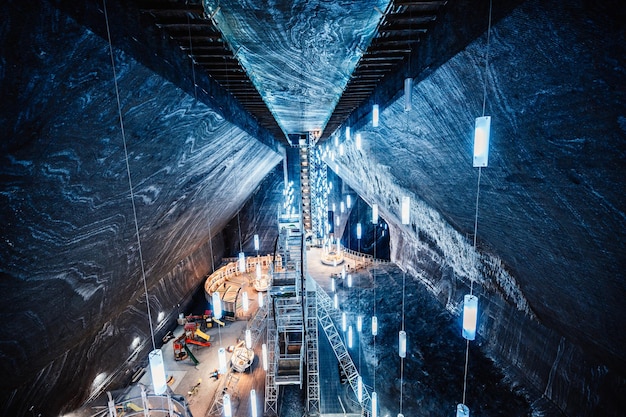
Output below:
[305,287,321,414]
[300,135,312,233]
[315,281,371,417]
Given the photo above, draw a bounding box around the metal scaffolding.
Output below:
[305,287,320,414]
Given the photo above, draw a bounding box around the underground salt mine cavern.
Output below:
[1,0,625,416]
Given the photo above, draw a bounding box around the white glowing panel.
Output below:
[212,292,222,320]
[399,330,407,358]
[345,126,351,141]
[342,312,347,332]
[331,278,336,293]
[372,204,379,224]
[357,375,363,402]
[245,329,252,348]
[149,349,167,395]
[372,104,379,127]
[223,394,232,417]
[357,315,363,332]
[371,315,378,336]
[401,196,410,225]
[462,294,478,340]
[356,223,362,239]
[258,292,264,308]
[238,252,246,273]
[242,291,249,312]
[404,78,413,112]
[347,274,352,288]
[250,389,258,417]
[356,133,362,150]
[372,391,378,417]
[334,135,339,147]
[254,234,260,251]
[340,201,345,213]
[262,343,268,371]
[456,403,470,417]
[334,293,339,309]
[473,116,491,167]
[346,195,352,209]
[348,326,353,348]
[339,143,345,156]
[218,347,227,374]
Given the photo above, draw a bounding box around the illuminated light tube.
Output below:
[242,291,249,313]
[399,330,407,358]
[341,267,346,280]
[238,252,246,273]
[348,326,353,348]
[347,274,352,288]
[346,126,351,141]
[401,196,410,225]
[357,375,363,403]
[218,347,227,374]
[346,195,352,209]
[372,391,378,417]
[258,292,264,308]
[254,234,259,251]
[398,414,405,417]
[339,143,345,156]
[372,104,379,127]
[357,315,363,333]
[336,239,341,253]
[456,403,470,417]
[462,294,479,341]
[404,77,412,112]
[372,204,379,224]
[342,312,347,332]
[256,263,262,279]
[212,292,222,320]
[334,293,339,309]
[357,223,362,240]
[245,329,252,349]
[331,278,336,293]
[340,201,345,213]
[149,349,167,395]
[355,133,362,150]
[250,389,258,417]
[372,315,378,336]
[473,116,491,167]
[262,343,268,371]
[223,394,232,417]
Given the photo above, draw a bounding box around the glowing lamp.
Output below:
[456,403,470,417]
[258,292,264,308]
[348,326,353,348]
[399,330,407,358]
[223,394,232,417]
[262,343,268,371]
[334,135,339,147]
[339,144,345,156]
[256,263,261,279]
[372,315,378,336]
[238,252,246,273]
[372,104,379,127]
[342,312,347,332]
[218,347,227,374]
[372,391,378,417]
[334,293,339,309]
[404,78,412,112]
[347,274,352,288]
[473,116,491,167]
[462,294,478,341]
[357,315,363,332]
[212,292,222,320]
[356,133,362,150]
[401,196,410,225]
[336,239,340,253]
[357,375,363,402]
[347,195,352,209]
[346,126,351,141]
[356,223,362,239]
[254,234,260,251]
[331,278,336,293]
[149,349,167,395]
[340,201,345,213]
[250,389,258,417]
[245,329,252,349]
[341,267,346,280]
[398,414,405,417]
[372,204,379,224]
[242,291,249,313]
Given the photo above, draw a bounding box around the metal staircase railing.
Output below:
[305,288,320,414]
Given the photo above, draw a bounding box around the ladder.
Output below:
[305,288,320,414]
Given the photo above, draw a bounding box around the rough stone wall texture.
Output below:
[326,1,625,415]
[0,2,281,415]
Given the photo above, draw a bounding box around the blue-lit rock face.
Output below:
[0,3,281,415]
[326,1,625,416]
[208,0,390,135]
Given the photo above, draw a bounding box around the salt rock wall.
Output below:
[0,2,282,415]
[326,1,625,415]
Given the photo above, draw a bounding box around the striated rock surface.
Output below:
[0,2,282,415]
[326,1,625,415]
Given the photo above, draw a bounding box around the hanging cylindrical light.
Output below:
[238,251,246,273]
[456,403,470,417]
[347,274,352,288]
[346,126,351,141]
[357,315,363,333]
[473,116,491,167]
[223,394,232,417]
[372,391,378,417]
[357,375,363,403]
[462,294,479,340]
[372,315,378,336]
[399,330,407,358]
[336,239,340,254]
[346,195,352,209]
[254,234,260,251]
[258,292,264,308]
[212,292,222,320]
[342,312,347,332]
[256,263,262,279]
[356,223,362,240]
[404,77,413,112]
[262,343,268,371]
[250,389,258,417]
[341,266,346,280]
[242,291,249,313]
[334,135,339,147]
[372,204,379,224]
[401,196,410,225]
[372,104,379,127]
[148,349,167,395]
[356,133,362,150]
[218,347,227,374]
[245,329,252,349]
[348,325,353,348]
[334,293,339,309]
[340,201,345,213]
[331,277,336,293]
